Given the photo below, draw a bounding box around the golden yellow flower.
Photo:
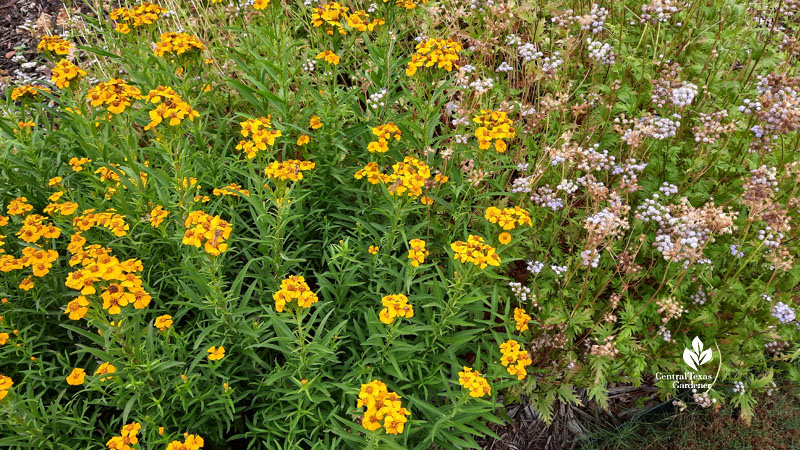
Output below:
[66,368,86,385]
[207,345,225,361]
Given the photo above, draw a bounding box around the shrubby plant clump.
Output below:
[1,0,799,448]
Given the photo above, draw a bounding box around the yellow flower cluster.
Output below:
[44,192,79,216]
[264,160,316,182]
[499,340,532,380]
[394,0,428,9]
[458,367,491,398]
[235,116,282,158]
[7,197,33,216]
[357,380,411,435]
[143,86,199,131]
[154,32,205,57]
[513,307,531,332]
[273,275,318,312]
[367,122,401,153]
[51,59,86,89]
[484,206,532,230]
[450,235,501,269]
[347,10,385,32]
[86,79,143,115]
[20,247,59,277]
[182,211,233,256]
[473,110,516,152]
[165,433,204,450]
[16,214,61,243]
[73,210,129,237]
[354,156,432,198]
[253,0,270,9]
[148,205,170,228]
[65,244,150,316]
[315,50,340,65]
[379,294,413,324]
[37,35,73,55]
[110,3,166,34]
[10,84,51,101]
[407,238,429,267]
[0,374,12,400]
[405,38,462,76]
[105,422,140,449]
[213,183,250,197]
[69,157,91,172]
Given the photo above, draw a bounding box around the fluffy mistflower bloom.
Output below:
[473,110,516,152]
[368,245,379,254]
[407,239,429,267]
[153,32,205,57]
[316,50,340,65]
[357,380,411,435]
[155,314,173,331]
[66,368,86,385]
[405,38,462,76]
[498,232,511,244]
[458,367,491,397]
[50,59,87,89]
[64,296,90,320]
[451,235,501,269]
[207,346,225,361]
[37,35,73,55]
[273,275,319,312]
[10,84,51,101]
[94,362,116,382]
[513,307,531,332]
[379,294,414,324]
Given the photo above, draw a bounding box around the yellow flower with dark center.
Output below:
[213,184,250,197]
[485,206,532,230]
[346,10,384,32]
[0,333,8,345]
[395,0,428,9]
[69,157,91,172]
[165,433,204,450]
[368,245,379,254]
[7,197,33,216]
[473,110,516,153]
[182,211,232,256]
[273,275,318,312]
[405,38,462,76]
[50,59,86,89]
[155,314,173,331]
[95,362,116,381]
[458,367,491,397]
[207,345,225,361]
[0,374,13,400]
[110,3,166,32]
[66,368,86,385]
[64,296,90,320]
[37,35,73,55]
[311,2,349,35]
[513,307,531,332]
[499,232,511,245]
[297,134,310,145]
[367,122,401,153]
[143,86,199,131]
[253,0,270,9]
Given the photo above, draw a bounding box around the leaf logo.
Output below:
[683,337,713,371]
